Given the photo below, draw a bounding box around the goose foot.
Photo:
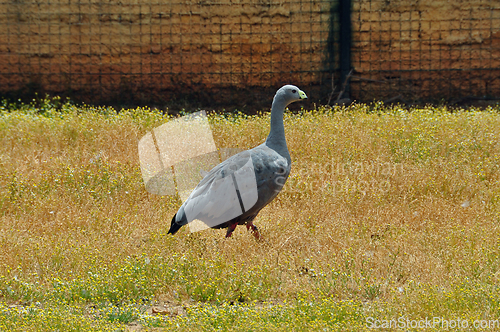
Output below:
[246,221,261,240]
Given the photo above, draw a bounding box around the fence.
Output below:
[351,0,500,104]
[0,0,499,110]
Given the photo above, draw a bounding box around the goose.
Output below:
[168,85,307,238]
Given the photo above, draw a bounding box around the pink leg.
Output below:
[225,222,238,238]
[246,221,261,240]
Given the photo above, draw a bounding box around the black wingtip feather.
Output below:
[168,213,183,235]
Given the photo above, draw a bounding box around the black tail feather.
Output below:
[168,213,183,235]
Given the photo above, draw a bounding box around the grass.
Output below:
[1,97,500,330]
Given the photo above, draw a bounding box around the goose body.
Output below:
[168,85,307,238]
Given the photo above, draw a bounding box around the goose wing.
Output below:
[180,150,258,228]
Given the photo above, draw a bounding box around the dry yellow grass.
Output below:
[1,99,500,330]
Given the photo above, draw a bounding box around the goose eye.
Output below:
[292,89,297,93]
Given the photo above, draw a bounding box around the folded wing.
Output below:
[182,150,259,228]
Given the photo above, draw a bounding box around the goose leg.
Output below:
[246,221,261,240]
[225,222,238,238]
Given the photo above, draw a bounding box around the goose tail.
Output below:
[168,214,183,235]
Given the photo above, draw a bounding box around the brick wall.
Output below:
[351,0,500,101]
[0,0,331,108]
[0,0,498,107]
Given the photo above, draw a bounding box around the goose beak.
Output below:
[298,90,308,99]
